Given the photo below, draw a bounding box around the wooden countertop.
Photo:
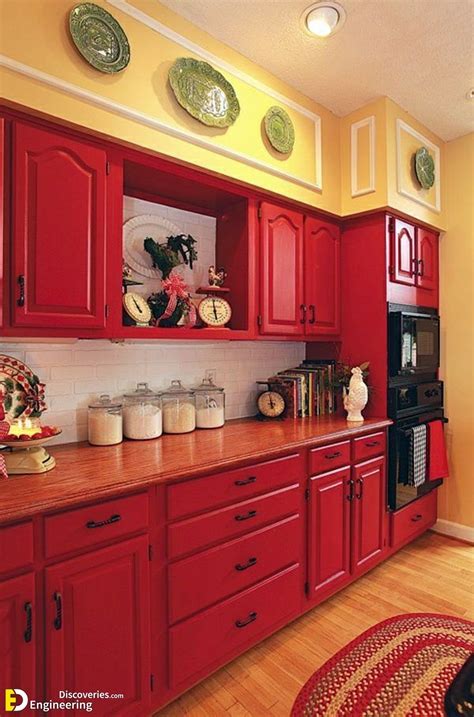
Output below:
[0,416,391,524]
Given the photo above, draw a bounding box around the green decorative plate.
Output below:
[69,3,130,74]
[169,57,240,128]
[264,106,295,154]
[415,146,435,190]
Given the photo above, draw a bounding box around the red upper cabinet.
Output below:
[416,227,438,293]
[305,217,340,336]
[45,536,150,715]
[12,122,107,330]
[351,457,386,576]
[0,573,36,702]
[390,218,417,287]
[259,202,304,336]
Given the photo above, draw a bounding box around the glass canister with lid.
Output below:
[122,382,162,440]
[161,380,196,434]
[194,377,225,429]
[88,394,123,446]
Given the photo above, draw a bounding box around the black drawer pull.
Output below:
[24,602,33,643]
[235,476,257,486]
[53,592,62,631]
[235,557,257,571]
[309,304,316,324]
[355,478,363,500]
[411,514,423,522]
[325,451,342,459]
[17,275,25,307]
[235,611,257,628]
[86,513,121,529]
[235,510,257,522]
[365,440,380,447]
[346,479,354,502]
[300,304,307,324]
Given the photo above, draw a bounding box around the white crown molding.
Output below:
[0,55,320,192]
[396,119,441,213]
[106,0,322,190]
[350,115,375,197]
[431,519,474,544]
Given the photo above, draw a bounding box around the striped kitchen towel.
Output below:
[408,424,427,487]
[0,420,9,479]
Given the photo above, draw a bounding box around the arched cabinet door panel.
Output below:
[416,227,438,293]
[390,218,416,287]
[259,202,304,336]
[305,217,340,336]
[12,122,107,329]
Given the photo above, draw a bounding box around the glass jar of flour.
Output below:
[161,380,196,434]
[194,377,225,429]
[122,383,162,440]
[88,394,123,446]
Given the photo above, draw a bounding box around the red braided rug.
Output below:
[291,613,474,717]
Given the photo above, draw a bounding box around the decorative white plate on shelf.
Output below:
[123,214,181,279]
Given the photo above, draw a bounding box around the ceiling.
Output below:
[160,0,474,141]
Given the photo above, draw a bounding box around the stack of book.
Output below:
[268,360,337,418]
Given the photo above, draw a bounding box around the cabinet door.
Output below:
[260,202,304,335]
[46,537,150,716]
[12,122,107,329]
[390,218,416,286]
[308,467,351,600]
[416,227,438,293]
[304,217,340,336]
[0,573,36,701]
[351,457,386,576]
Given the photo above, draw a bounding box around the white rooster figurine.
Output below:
[343,366,368,422]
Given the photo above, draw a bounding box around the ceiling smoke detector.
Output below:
[302,1,346,38]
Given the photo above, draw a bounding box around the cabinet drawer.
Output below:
[168,483,300,559]
[0,522,34,573]
[390,490,437,549]
[44,492,149,559]
[309,440,350,475]
[167,452,303,520]
[353,432,386,462]
[169,563,301,688]
[169,514,301,624]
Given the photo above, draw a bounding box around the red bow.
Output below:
[159,272,196,327]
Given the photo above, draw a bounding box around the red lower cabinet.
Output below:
[0,573,36,702]
[308,467,352,599]
[351,457,387,576]
[45,536,150,716]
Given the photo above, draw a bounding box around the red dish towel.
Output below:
[427,420,449,481]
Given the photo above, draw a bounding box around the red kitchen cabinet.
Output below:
[388,216,439,307]
[351,457,386,576]
[11,122,107,330]
[259,202,304,335]
[416,227,438,293]
[45,536,150,715]
[304,217,340,336]
[308,467,351,600]
[0,573,36,702]
[390,218,417,287]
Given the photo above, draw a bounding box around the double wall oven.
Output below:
[387,304,444,511]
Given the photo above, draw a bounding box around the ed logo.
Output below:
[5,689,28,712]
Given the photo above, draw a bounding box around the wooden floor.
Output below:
[156,533,474,716]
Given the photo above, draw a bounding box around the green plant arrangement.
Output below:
[144,234,198,279]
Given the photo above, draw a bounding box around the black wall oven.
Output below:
[388,303,440,381]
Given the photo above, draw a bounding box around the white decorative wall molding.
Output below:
[350,115,375,197]
[0,54,321,192]
[396,119,441,212]
[106,0,322,190]
[431,519,474,544]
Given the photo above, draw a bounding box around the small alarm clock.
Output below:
[198,295,232,328]
[122,292,152,327]
[257,391,286,419]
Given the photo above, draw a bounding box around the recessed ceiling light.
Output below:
[301,1,346,38]
[466,88,474,100]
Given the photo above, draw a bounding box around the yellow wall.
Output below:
[438,132,474,530]
[0,0,340,213]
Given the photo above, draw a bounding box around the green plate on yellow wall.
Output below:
[264,106,295,154]
[414,146,435,190]
[69,3,130,74]
[169,57,240,128]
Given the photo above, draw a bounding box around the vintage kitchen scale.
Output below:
[0,355,60,475]
[196,266,232,329]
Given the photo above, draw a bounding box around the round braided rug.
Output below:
[291,613,474,717]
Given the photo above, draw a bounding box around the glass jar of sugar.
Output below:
[88,394,123,446]
[194,377,225,429]
[122,382,162,440]
[161,380,196,434]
